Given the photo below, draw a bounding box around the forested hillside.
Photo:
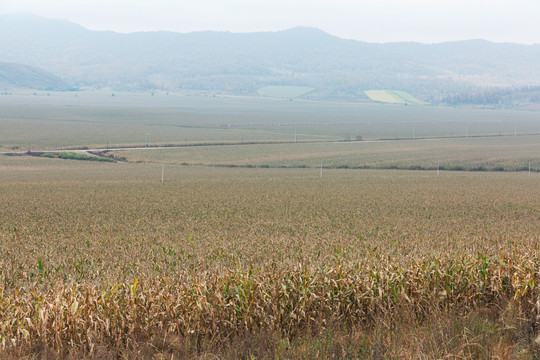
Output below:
[2,14,540,102]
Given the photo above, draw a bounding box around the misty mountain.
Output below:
[2,14,540,101]
[0,61,70,91]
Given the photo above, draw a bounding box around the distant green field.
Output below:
[365,90,428,105]
[258,86,314,98]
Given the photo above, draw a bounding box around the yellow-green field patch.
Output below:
[365,89,428,105]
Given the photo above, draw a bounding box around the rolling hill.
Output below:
[0,61,70,90]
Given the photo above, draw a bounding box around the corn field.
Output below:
[1,253,540,355]
[1,162,540,357]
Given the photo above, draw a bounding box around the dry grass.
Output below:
[1,159,540,357]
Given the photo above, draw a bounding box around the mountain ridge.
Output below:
[1,14,540,101]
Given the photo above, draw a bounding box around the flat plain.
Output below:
[2,93,540,358]
[2,91,540,151]
[118,135,540,172]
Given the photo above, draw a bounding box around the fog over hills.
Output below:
[2,14,540,102]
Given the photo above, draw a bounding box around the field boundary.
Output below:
[2,132,539,157]
[3,133,540,173]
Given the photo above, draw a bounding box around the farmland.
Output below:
[2,93,540,358]
[118,135,540,172]
[364,90,427,105]
[2,91,540,151]
[257,86,314,98]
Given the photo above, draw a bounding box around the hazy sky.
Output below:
[1,0,539,44]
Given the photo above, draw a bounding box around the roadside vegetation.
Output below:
[40,151,114,162]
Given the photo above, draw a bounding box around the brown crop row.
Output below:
[1,252,539,356]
